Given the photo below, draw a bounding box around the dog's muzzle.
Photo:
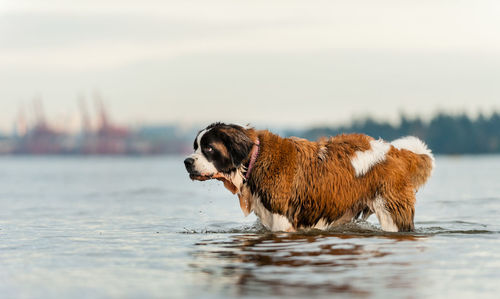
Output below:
[184,157,195,173]
[184,157,212,181]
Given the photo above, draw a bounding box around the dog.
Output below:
[184,122,434,232]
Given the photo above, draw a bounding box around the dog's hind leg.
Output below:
[361,207,373,220]
[375,188,415,232]
[373,196,399,232]
[355,206,373,220]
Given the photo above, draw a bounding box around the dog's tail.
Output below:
[391,136,435,189]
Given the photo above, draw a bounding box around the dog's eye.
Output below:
[205,146,213,153]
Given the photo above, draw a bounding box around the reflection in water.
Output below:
[190,230,427,297]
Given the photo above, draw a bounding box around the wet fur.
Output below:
[186,124,434,232]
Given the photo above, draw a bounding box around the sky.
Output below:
[1,0,500,132]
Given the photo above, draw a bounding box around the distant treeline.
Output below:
[289,112,500,154]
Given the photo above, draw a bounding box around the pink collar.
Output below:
[245,138,260,180]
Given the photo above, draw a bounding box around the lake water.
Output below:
[0,156,499,298]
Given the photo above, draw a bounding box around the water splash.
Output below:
[180,219,499,237]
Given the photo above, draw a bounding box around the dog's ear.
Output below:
[219,125,254,167]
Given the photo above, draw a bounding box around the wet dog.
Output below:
[184,123,434,232]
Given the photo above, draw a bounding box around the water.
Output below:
[0,156,499,298]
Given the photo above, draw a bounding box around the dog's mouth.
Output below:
[188,172,226,181]
[188,172,238,194]
[189,173,213,181]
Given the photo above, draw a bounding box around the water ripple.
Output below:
[180,220,499,237]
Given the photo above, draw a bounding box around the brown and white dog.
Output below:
[184,123,434,232]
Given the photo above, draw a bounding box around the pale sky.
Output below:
[1,0,500,132]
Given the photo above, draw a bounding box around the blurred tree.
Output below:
[292,112,500,154]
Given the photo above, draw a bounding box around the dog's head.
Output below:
[184,123,256,181]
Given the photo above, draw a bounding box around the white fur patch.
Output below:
[351,139,390,177]
[196,129,208,148]
[391,136,435,168]
[252,196,293,232]
[313,218,331,230]
[189,128,218,175]
[373,196,398,232]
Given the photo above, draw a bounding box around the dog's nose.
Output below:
[184,157,194,171]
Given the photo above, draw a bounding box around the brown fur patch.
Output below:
[211,141,230,161]
[238,185,253,216]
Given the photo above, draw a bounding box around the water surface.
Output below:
[0,156,499,298]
